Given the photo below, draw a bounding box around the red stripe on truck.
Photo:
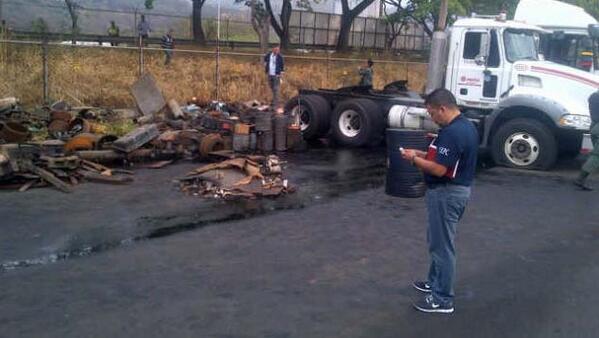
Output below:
[531,66,599,88]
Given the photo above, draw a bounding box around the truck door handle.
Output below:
[460,88,468,95]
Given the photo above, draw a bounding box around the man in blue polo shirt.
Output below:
[401,88,478,314]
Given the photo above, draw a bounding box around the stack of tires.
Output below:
[385,129,430,198]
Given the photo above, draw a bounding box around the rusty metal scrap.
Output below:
[0,141,134,193]
[112,124,160,153]
[178,154,294,200]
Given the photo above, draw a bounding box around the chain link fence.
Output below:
[1,1,430,51]
[0,40,428,108]
[289,10,430,51]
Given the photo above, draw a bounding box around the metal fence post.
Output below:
[139,36,144,76]
[326,52,330,86]
[42,37,49,104]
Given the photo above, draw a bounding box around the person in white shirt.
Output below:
[263,45,285,108]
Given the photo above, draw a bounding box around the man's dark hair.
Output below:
[424,88,458,109]
[367,59,374,67]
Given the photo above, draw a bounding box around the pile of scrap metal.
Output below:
[0,142,133,193]
[177,154,295,200]
[128,73,306,158]
[0,72,304,194]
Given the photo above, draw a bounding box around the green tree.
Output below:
[407,0,472,38]
[192,0,208,45]
[470,1,517,16]
[235,1,271,51]
[264,0,315,50]
[64,0,79,43]
[336,0,376,51]
[32,18,49,35]
[382,0,413,50]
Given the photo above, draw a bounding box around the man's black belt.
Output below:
[427,182,467,189]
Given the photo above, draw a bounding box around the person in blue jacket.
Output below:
[264,45,285,108]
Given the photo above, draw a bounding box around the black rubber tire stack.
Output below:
[385,128,430,198]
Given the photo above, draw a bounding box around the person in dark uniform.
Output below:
[107,21,120,46]
[574,91,599,190]
[358,58,374,86]
[400,88,479,314]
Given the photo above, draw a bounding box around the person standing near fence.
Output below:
[137,15,151,47]
[161,29,175,66]
[264,45,285,108]
[358,59,374,86]
[107,21,120,47]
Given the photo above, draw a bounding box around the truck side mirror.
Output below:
[589,24,599,38]
[476,33,491,66]
[475,55,486,66]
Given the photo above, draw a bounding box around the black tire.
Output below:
[284,95,330,140]
[491,118,557,170]
[330,98,384,147]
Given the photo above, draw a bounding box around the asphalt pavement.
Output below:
[0,148,597,338]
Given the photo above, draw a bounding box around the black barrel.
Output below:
[385,128,430,198]
[233,133,250,152]
[273,115,288,151]
[257,130,274,153]
[255,112,273,132]
[249,132,257,151]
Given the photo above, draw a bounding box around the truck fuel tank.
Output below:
[388,105,439,132]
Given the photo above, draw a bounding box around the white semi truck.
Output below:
[286,15,597,170]
[514,0,597,73]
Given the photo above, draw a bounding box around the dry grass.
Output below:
[0,44,428,108]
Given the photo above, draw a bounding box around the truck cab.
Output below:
[514,0,597,73]
[445,17,596,169]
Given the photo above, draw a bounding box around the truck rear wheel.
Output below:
[491,118,557,170]
[330,98,384,147]
[284,95,330,140]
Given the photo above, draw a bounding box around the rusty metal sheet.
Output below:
[112,124,159,153]
[130,73,166,116]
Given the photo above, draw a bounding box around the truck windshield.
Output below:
[504,29,539,62]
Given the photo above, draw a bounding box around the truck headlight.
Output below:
[559,114,592,129]
[518,75,542,88]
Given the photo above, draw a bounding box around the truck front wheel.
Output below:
[330,99,384,147]
[491,118,557,170]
